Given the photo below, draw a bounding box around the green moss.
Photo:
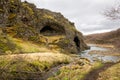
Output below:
[0,9,4,13]
[64,40,70,44]
[26,6,34,15]
[0,60,10,67]
[0,34,21,54]
[10,5,17,9]
[28,61,51,71]
[43,14,54,19]
[10,0,15,3]
[8,14,17,19]
[28,36,39,42]
[0,40,12,53]
[22,3,34,15]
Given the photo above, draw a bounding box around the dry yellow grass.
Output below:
[94,44,115,48]
[0,52,71,79]
[48,60,103,80]
[0,52,71,65]
[12,38,51,53]
[97,62,120,80]
[11,36,66,54]
[45,35,65,43]
[0,34,52,54]
[89,50,120,56]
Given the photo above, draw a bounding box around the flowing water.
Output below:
[80,44,120,62]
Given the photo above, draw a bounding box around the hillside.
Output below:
[85,28,120,48]
[0,0,88,54]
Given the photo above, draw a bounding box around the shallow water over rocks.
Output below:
[80,44,120,62]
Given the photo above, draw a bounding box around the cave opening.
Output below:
[41,25,54,32]
[74,36,80,51]
[40,25,65,36]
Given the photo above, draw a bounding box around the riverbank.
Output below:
[89,50,120,56]
[46,44,120,80]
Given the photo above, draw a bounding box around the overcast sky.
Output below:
[22,0,120,35]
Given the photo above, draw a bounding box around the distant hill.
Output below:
[85,28,120,48]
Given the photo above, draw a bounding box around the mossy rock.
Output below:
[0,0,88,54]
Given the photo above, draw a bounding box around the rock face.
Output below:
[0,0,88,53]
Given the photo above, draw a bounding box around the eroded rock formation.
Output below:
[0,0,88,53]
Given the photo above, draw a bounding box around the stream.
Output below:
[80,44,120,62]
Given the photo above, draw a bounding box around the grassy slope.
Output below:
[0,28,66,54]
[0,29,63,54]
[97,62,120,80]
[0,29,72,79]
[0,30,71,79]
[0,35,50,54]
[48,60,103,80]
[0,53,71,79]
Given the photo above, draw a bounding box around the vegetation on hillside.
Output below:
[85,28,120,48]
[0,28,52,54]
[0,0,88,54]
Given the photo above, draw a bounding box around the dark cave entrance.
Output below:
[40,25,65,36]
[40,25,54,32]
[74,36,80,51]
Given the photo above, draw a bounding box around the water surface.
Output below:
[80,44,120,62]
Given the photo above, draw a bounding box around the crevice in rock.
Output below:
[21,17,29,22]
[9,9,14,13]
[74,36,80,51]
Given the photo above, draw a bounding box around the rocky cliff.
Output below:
[0,0,88,54]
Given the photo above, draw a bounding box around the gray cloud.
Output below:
[22,0,120,35]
